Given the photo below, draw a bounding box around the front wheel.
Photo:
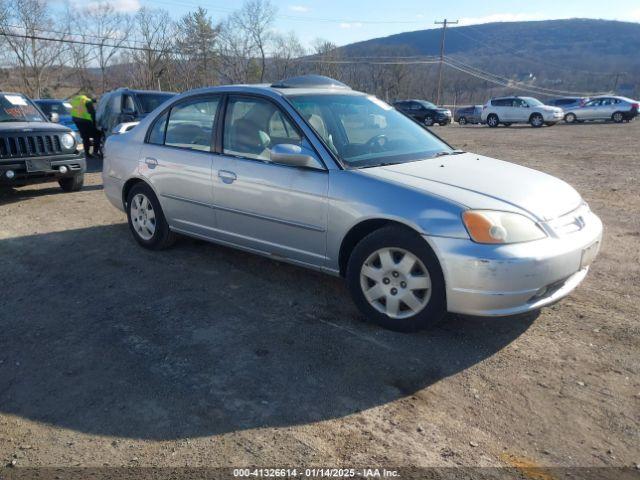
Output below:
[126,182,176,250]
[424,116,434,126]
[458,117,467,125]
[59,173,84,192]
[486,114,499,128]
[346,226,446,332]
[564,112,577,124]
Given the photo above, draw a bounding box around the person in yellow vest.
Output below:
[69,93,99,157]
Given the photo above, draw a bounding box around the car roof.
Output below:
[181,83,367,99]
[34,98,67,103]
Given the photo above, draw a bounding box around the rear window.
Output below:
[137,93,175,114]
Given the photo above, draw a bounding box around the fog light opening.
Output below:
[59,165,68,174]
[5,170,15,179]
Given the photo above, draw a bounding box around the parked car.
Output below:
[454,105,483,125]
[103,75,602,332]
[546,97,589,110]
[481,96,563,127]
[34,98,77,131]
[0,92,85,191]
[96,88,175,138]
[393,99,452,126]
[563,96,639,124]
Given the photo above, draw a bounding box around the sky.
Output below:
[92,0,640,48]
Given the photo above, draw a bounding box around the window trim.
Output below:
[144,93,222,153]
[220,92,327,171]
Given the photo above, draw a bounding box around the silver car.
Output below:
[103,75,603,332]
[563,95,639,124]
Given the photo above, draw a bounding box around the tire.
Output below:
[529,113,544,128]
[458,117,467,125]
[564,112,577,124]
[58,173,84,192]
[502,122,512,127]
[486,114,499,128]
[126,182,176,250]
[612,111,624,123]
[424,116,434,126]
[346,225,446,333]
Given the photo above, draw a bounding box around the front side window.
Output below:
[288,94,451,168]
[0,94,46,122]
[223,96,303,161]
[164,97,219,151]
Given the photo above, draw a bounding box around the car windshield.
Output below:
[137,93,175,113]
[0,94,46,122]
[288,94,452,168]
[523,97,544,107]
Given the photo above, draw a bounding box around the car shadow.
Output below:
[0,184,103,206]
[0,224,538,440]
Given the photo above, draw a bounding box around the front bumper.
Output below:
[0,152,85,185]
[427,209,603,317]
[543,111,564,122]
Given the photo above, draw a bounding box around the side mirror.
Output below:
[270,144,322,169]
[49,112,60,123]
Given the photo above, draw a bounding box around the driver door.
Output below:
[213,95,328,267]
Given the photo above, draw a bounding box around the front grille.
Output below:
[547,204,590,237]
[0,133,63,159]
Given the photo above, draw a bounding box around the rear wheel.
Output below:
[530,113,544,128]
[346,225,446,332]
[486,114,499,128]
[59,173,84,192]
[612,111,624,123]
[126,182,176,250]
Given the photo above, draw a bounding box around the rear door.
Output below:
[140,95,221,237]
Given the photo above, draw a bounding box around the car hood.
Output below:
[0,121,72,134]
[363,152,582,221]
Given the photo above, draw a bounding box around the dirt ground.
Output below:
[0,121,639,476]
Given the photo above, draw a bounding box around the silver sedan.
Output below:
[102,75,603,332]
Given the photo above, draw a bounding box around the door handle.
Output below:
[218,170,237,184]
[144,157,158,167]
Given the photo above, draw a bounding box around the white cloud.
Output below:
[339,22,363,29]
[458,13,547,26]
[289,5,310,12]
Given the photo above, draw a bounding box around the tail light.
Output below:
[632,103,639,110]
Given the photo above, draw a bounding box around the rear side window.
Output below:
[165,97,220,151]
[491,99,510,107]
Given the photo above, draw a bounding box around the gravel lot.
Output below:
[0,121,639,475]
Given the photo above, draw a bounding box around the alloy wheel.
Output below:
[130,193,156,241]
[359,247,432,319]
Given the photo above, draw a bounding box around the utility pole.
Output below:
[435,18,458,106]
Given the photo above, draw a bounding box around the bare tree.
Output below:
[227,0,275,82]
[0,0,68,97]
[131,7,174,90]
[78,1,133,93]
[271,31,305,80]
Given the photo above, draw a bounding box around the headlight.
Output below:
[61,133,75,150]
[462,210,547,244]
